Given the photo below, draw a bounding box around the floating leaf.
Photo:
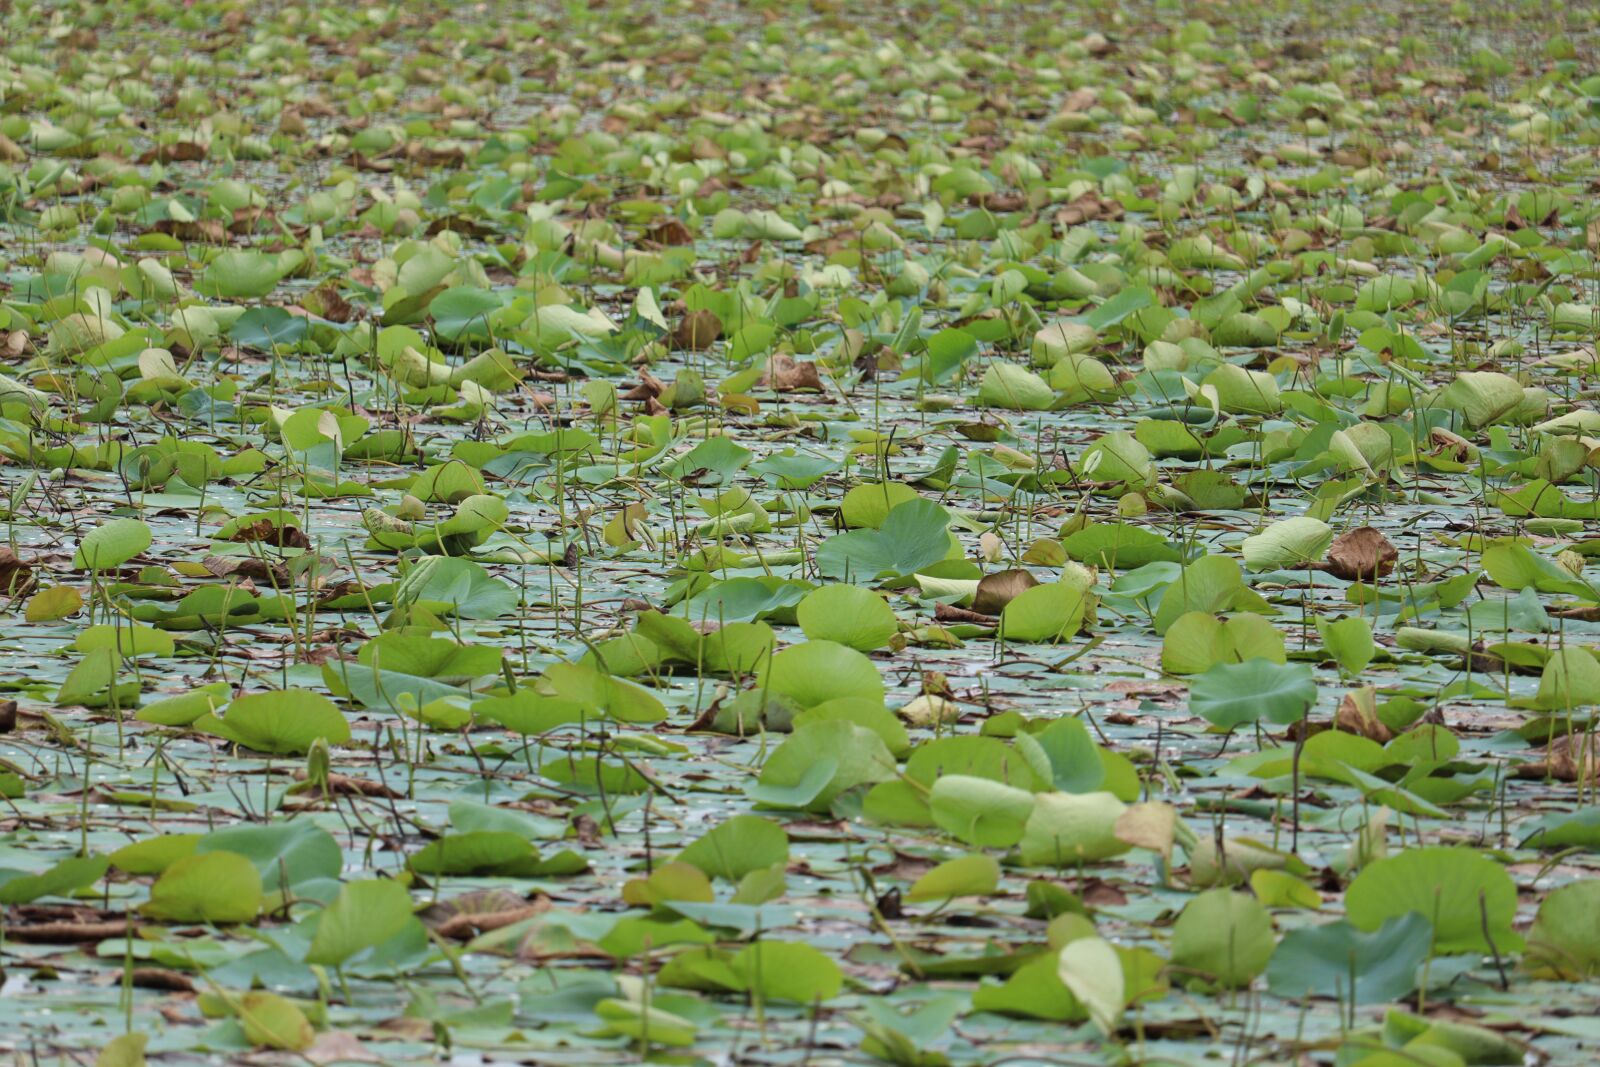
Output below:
[0,854,109,905]
[1170,889,1276,989]
[1525,879,1600,979]
[1266,914,1433,1003]
[929,776,1035,847]
[1057,937,1125,1034]
[194,690,351,755]
[730,941,842,1002]
[1017,792,1130,866]
[143,851,262,923]
[978,362,1054,411]
[796,584,898,650]
[1345,848,1521,954]
[765,640,885,707]
[1241,517,1333,571]
[74,518,152,570]
[236,991,315,1051]
[998,581,1091,644]
[906,853,1000,903]
[1190,660,1317,729]
[306,879,419,967]
[677,816,790,882]
[815,499,953,582]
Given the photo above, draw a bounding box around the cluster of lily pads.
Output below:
[6,0,1600,1064]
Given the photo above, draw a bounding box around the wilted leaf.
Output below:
[971,569,1040,615]
[1323,527,1399,581]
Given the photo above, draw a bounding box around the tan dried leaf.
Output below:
[291,770,401,799]
[152,218,228,243]
[622,369,665,400]
[1515,734,1600,783]
[306,284,354,323]
[646,218,695,246]
[142,141,206,164]
[229,519,312,550]
[1323,526,1398,582]
[1334,686,1393,743]
[898,694,961,728]
[305,1031,381,1066]
[1055,192,1124,228]
[131,967,194,992]
[0,547,35,596]
[423,889,552,939]
[1114,801,1176,860]
[971,568,1039,615]
[933,602,998,626]
[761,354,824,393]
[7,919,128,943]
[202,554,288,585]
[672,310,722,351]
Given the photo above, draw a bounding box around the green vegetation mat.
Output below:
[2,0,1600,1063]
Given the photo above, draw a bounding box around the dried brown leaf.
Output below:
[971,569,1040,615]
[1515,734,1600,783]
[132,967,195,992]
[151,218,228,244]
[291,771,401,798]
[305,1031,381,1066]
[422,889,551,939]
[203,554,289,585]
[933,602,998,626]
[761,354,824,393]
[1055,192,1124,228]
[1333,686,1393,743]
[672,310,721,351]
[1322,526,1398,582]
[139,141,207,164]
[1114,801,1177,860]
[228,520,312,550]
[7,920,127,943]
[0,547,34,596]
[646,218,694,246]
